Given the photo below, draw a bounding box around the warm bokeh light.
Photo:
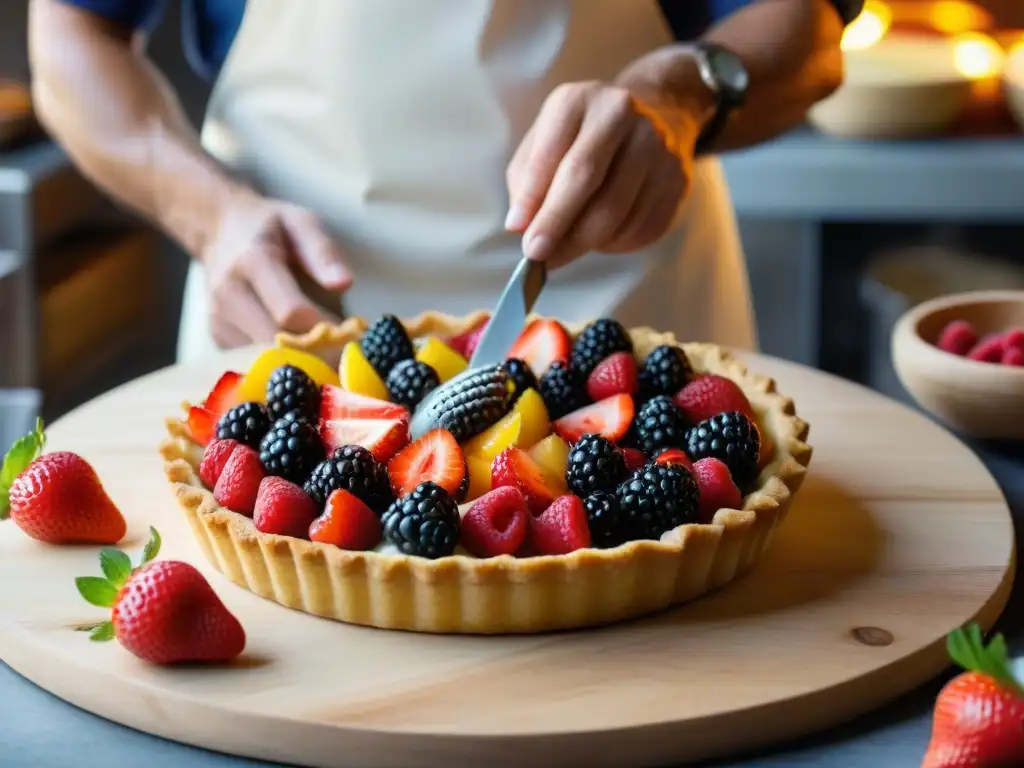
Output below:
[952,32,1006,79]
[927,1,992,36]
[842,0,892,51]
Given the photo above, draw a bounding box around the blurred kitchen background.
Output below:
[1,0,1024,447]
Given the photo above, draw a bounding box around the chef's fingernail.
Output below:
[524,235,553,262]
[505,204,528,231]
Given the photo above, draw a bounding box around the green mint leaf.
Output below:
[75,576,118,608]
[88,622,115,642]
[139,527,162,567]
[99,549,132,587]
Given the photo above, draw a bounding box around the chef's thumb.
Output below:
[284,211,354,291]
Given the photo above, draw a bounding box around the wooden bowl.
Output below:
[810,37,973,139]
[1005,47,1024,134]
[892,290,1024,440]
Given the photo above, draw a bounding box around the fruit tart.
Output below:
[160,312,812,634]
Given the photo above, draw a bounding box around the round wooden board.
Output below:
[0,350,1015,767]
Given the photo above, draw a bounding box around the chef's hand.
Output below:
[505,81,699,269]
[201,191,352,348]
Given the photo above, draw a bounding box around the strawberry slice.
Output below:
[447,315,490,360]
[320,418,409,463]
[622,447,648,473]
[655,448,693,471]
[309,489,382,550]
[586,352,638,401]
[204,371,244,414]
[491,447,558,515]
[508,319,571,376]
[319,384,409,422]
[387,428,468,501]
[552,394,634,445]
[186,406,218,447]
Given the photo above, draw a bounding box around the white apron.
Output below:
[178,0,758,364]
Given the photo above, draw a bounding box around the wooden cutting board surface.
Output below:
[0,349,1014,767]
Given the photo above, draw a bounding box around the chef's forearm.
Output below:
[617,0,846,153]
[28,0,242,258]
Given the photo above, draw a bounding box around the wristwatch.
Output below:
[690,42,750,154]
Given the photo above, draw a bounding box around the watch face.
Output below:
[708,48,749,97]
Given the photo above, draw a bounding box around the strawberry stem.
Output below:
[947,622,1024,697]
[0,418,46,520]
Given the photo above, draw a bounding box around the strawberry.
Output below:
[673,374,754,425]
[692,457,742,523]
[490,447,558,515]
[446,316,490,360]
[922,622,1024,768]
[622,447,648,473]
[319,385,409,421]
[1,420,126,545]
[968,335,1005,364]
[508,318,571,376]
[387,428,467,500]
[460,486,530,557]
[321,418,409,463]
[213,445,265,515]
[585,352,638,401]
[199,439,242,489]
[936,321,979,357]
[1003,346,1024,367]
[253,476,319,539]
[309,489,382,550]
[187,371,245,446]
[552,394,634,445]
[75,527,246,665]
[528,494,591,555]
[655,448,693,472]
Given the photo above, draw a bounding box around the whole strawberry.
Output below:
[673,374,754,425]
[585,352,638,401]
[75,528,246,665]
[921,623,1024,768]
[1,420,126,545]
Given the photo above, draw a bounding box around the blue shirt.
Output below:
[61,0,864,82]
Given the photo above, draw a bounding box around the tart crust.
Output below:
[159,312,812,634]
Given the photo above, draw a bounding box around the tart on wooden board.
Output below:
[160,311,812,634]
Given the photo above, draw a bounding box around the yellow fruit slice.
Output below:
[463,412,523,463]
[465,455,493,502]
[510,388,549,449]
[238,347,340,403]
[415,337,468,383]
[339,341,389,400]
[528,434,570,494]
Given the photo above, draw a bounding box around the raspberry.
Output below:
[621,447,648,473]
[936,320,978,357]
[967,335,1004,364]
[1002,328,1024,354]
[253,476,320,539]
[655,448,693,471]
[1003,346,1024,366]
[309,489,383,550]
[673,374,754,425]
[527,495,592,555]
[213,445,266,515]
[199,439,242,489]
[692,458,742,524]
[585,352,638,401]
[460,487,530,557]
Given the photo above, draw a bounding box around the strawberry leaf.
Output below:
[99,549,132,588]
[75,576,118,608]
[0,418,46,521]
[139,527,161,567]
[947,622,1024,697]
[76,621,115,642]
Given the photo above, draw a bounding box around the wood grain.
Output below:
[0,349,1013,767]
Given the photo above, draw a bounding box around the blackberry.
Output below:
[265,364,320,421]
[386,359,440,409]
[584,491,631,548]
[686,411,761,490]
[640,345,693,400]
[417,365,510,442]
[216,402,271,449]
[303,445,393,514]
[571,318,633,377]
[501,358,538,405]
[633,396,688,455]
[381,481,460,559]
[616,463,700,540]
[566,434,627,498]
[361,315,415,378]
[258,413,324,484]
[538,361,588,420]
